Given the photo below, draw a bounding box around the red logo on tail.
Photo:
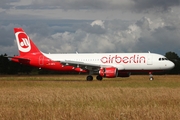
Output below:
[15,32,31,52]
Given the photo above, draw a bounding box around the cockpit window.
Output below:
[159,58,168,61]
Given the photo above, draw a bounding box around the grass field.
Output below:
[0,75,180,120]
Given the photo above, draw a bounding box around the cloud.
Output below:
[0,25,15,46]
[5,0,179,14]
[0,0,20,9]
[1,0,179,21]
[0,4,180,55]
[14,0,132,10]
[0,0,180,58]
[20,16,178,55]
[132,0,180,12]
[136,16,180,53]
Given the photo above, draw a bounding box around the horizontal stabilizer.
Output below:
[9,56,30,64]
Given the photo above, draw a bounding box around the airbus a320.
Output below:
[10,28,175,81]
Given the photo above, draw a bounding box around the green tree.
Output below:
[0,54,9,74]
[165,51,180,74]
[7,60,19,74]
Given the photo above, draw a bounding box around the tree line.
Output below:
[0,51,180,75]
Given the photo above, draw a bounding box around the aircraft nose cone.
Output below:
[169,61,175,69]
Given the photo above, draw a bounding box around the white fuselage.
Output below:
[43,53,174,71]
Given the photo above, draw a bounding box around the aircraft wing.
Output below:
[59,60,124,70]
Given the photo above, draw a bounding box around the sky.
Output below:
[0,0,180,56]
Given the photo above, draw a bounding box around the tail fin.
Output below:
[14,28,41,56]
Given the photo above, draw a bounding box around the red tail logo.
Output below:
[14,28,41,56]
[15,31,31,52]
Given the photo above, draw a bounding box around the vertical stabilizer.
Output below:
[14,28,41,56]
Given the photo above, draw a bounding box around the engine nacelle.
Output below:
[74,67,87,73]
[99,67,118,78]
[118,72,131,77]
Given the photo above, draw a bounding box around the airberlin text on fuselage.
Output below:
[101,55,146,64]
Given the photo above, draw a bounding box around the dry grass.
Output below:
[0,75,180,120]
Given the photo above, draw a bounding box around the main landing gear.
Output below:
[86,75,93,81]
[86,75,103,81]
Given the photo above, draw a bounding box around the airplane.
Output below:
[10,28,175,81]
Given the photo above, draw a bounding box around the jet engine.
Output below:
[99,67,118,78]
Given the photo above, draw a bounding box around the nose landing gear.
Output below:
[149,72,154,80]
